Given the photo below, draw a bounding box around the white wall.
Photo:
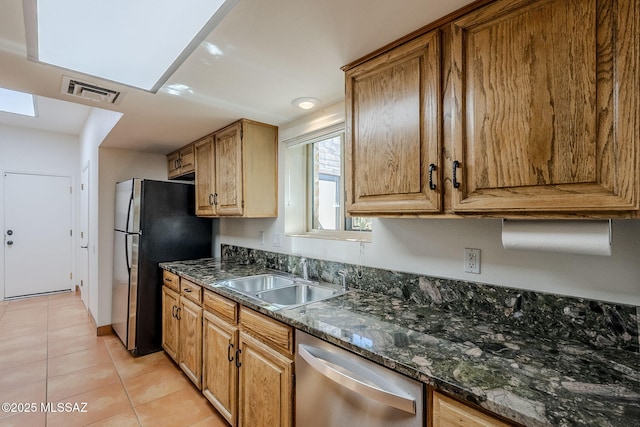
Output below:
[0,124,80,300]
[79,107,123,324]
[96,147,167,326]
[220,102,640,306]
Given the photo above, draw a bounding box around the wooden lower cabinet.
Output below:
[179,297,202,389]
[237,332,293,427]
[161,273,203,390]
[161,286,180,361]
[202,310,238,425]
[432,391,513,427]
[201,298,293,427]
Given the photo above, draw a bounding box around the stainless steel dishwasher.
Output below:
[296,330,425,426]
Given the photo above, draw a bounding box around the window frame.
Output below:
[285,123,371,242]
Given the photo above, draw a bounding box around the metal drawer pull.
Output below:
[227,343,235,362]
[452,160,461,189]
[183,288,192,293]
[298,344,416,414]
[235,348,242,368]
[428,163,437,190]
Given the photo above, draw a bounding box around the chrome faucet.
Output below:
[337,270,348,291]
[300,258,309,281]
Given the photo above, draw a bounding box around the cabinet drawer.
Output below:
[181,279,202,305]
[240,307,293,356]
[203,290,237,324]
[162,270,180,292]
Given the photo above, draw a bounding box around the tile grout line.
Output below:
[104,336,144,427]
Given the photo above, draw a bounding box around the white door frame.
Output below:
[79,163,90,307]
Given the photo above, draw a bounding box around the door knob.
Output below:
[6,240,13,246]
[6,230,12,236]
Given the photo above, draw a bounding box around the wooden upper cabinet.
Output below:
[214,123,244,216]
[194,136,216,216]
[167,143,195,180]
[345,30,442,214]
[450,0,638,213]
[194,119,278,218]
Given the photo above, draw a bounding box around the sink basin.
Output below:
[255,284,339,308]
[224,274,295,293]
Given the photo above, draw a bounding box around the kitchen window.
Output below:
[285,124,372,240]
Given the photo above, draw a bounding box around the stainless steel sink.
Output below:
[255,284,339,308]
[223,274,295,293]
[220,273,343,310]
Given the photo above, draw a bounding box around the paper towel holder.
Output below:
[501,218,612,256]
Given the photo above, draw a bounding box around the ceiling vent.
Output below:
[61,76,123,105]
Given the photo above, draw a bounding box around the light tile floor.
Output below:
[0,291,228,427]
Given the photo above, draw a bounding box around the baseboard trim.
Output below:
[97,325,114,336]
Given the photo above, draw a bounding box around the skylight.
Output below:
[24,0,238,93]
[0,88,36,117]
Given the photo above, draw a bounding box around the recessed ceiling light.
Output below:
[292,97,319,110]
[0,87,36,117]
[23,0,238,93]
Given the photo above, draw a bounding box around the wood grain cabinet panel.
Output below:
[194,119,278,218]
[179,296,203,389]
[194,136,216,216]
[167,143,195,180]
[432,391,513,427]
[345,30,442,214]
[450,0,638,213]
[203,310,239,426]
[161,286,179,361]
[237,332,293,427]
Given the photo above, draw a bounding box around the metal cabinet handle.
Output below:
[208,194,214,206]
[175,307,181,321]
[213,193,218,206]
[428,163,437,190]
[227,343,235,362]
[298,344,416,414]
[235,348,242,368]
[183,288,192,293]
[6,240,13,246]
[171,305,176,318]
[452,160,461,189]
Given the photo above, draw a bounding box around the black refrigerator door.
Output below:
[132,180,213,356]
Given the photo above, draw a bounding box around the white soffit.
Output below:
[22,0,238,93]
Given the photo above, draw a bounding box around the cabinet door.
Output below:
[179,297,203,389]
[167,151,181,179]
[194,136,216,216]
[214,122,244,216]
[432,392,512,427]
[345,30,442,214]
[237,333,292,427]
[203,311,238,426]
[450,0,638,213]
[179,144,195,174]
[161,286,179,361]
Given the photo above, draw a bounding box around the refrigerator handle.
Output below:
[126,186,134,233]
[125,233,131,273]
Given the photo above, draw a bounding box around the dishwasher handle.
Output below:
[298,344,416,414]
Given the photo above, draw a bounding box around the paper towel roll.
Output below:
[501,220,612,256]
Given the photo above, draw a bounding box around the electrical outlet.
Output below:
[464,248,480,274]
[258,231,265,245]
[273,233,282,248]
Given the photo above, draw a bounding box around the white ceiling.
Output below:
[0,0,475,155]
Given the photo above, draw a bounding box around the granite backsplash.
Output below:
[221,244,639,354]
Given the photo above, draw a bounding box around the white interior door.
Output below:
[4,172,73,298]
[79,166,90,307]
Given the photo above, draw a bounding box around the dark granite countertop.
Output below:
[160,258,640,427]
